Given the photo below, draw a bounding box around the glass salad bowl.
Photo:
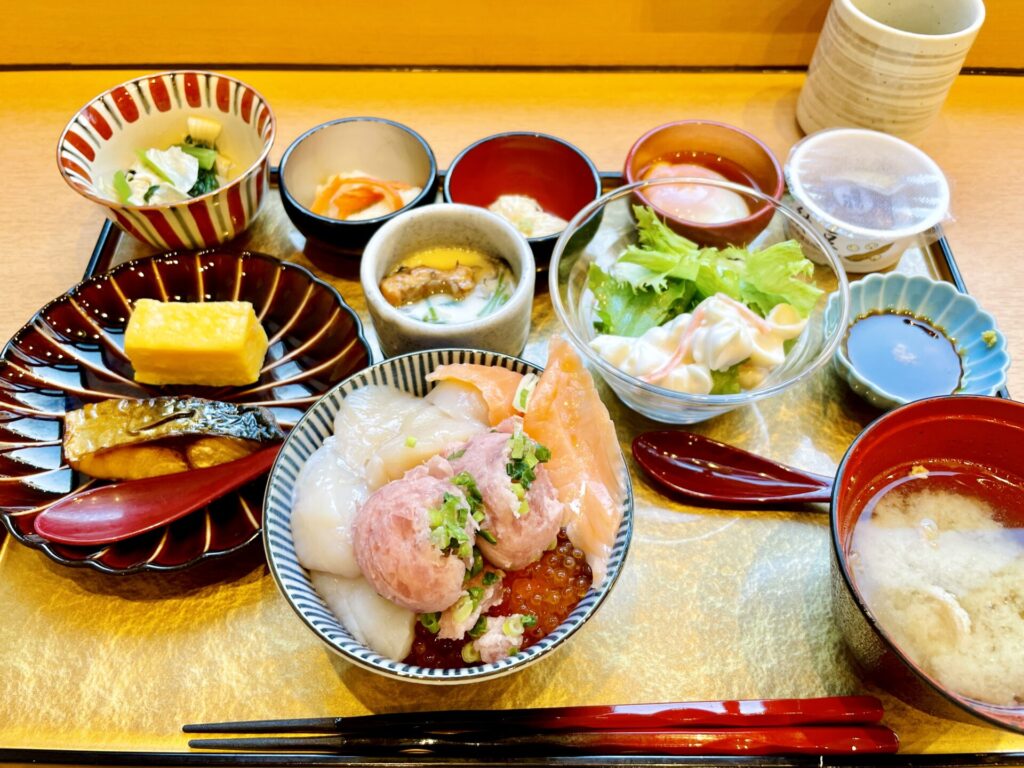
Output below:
[549,177,850,424]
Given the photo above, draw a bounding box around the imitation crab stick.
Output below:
[311,175,412,220]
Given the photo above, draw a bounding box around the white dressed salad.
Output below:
[587,206,823,395]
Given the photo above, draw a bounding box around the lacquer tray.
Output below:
[1,171,1020,767]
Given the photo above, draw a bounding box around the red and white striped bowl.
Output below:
[57,71,276,250]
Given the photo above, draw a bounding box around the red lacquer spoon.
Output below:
[32,445,280,545]
[633,431,833,506]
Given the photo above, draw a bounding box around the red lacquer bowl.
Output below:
[832,395,1024,734]
[624,120,783,248]
[0,251,370,574]
[444,132,602,266]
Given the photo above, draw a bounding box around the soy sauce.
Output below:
[845,311,962,400]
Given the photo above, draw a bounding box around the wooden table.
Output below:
[2,68,1022,393]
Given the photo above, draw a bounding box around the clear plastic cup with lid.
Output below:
[784,128,950,273]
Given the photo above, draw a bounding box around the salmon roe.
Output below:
[403,530,592,669]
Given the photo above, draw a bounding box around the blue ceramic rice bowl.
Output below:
[263,348,633,684]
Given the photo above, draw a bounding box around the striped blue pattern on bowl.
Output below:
[825,274,1010,410]
[263,348,634,683]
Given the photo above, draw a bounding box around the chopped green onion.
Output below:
[479,529,497,545]
[404,436,418,448]
[468,615,488,639]
[482,571,498,586]
[461,642,481,664]
[418,612,440,634]
[510,482,525,500]
[513,373,539,414]
[505,433,551,491]
[448,448,466,460]
[429,527,448,550]
[469,548,483,578]
[517,499,529,518]
[427,492,472,556]
[503,615,525,638]
[522,614,538,628]
[143,185,160,203]
[509,432,526,460]
[452,594,475,623]
[467,586,484,602]
[477,271,508,318]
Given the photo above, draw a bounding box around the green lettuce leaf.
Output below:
[611,206,703,290]
[693,249,745,305]
[588,263,693,337]
[738,240,822,318]
[634,204,700,254]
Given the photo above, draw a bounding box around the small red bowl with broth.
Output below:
[832,395,1024,734]
[624,121,783,248]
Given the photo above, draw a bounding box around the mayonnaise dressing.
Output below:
[589,294,807,394]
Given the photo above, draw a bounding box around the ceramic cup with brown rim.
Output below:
[797,0,985,144]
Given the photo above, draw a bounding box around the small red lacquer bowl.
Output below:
[444,132,602,267]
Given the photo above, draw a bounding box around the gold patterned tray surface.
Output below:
[1,188,1022,756]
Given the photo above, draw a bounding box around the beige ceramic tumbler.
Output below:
[797,0,985,143]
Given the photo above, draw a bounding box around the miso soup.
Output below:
[849,461,1024,707]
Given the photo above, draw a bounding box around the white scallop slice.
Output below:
[424,379,490,424]
[291,438,367,579]
[332,385,426,472]
[366,404,487,490]
[311,571,416,661]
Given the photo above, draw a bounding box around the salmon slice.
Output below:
[524,337,625,586]
[426,364,523,426]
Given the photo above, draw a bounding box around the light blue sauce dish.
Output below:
[824,273,1009,411]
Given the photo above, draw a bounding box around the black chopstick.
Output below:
[183,695,884,736]
[187,725,900,756]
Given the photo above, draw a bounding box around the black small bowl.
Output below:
[279,117,438,253]
[443,132,602,267]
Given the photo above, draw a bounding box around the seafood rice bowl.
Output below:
[264,343,633,682]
